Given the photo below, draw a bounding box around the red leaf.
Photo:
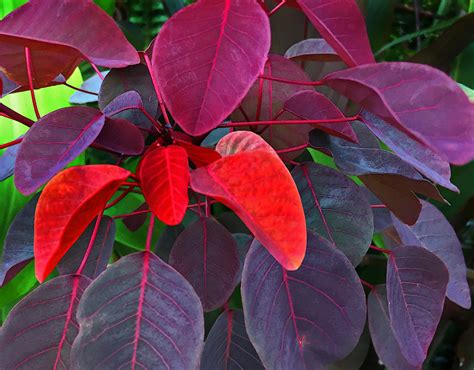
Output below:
[190,131,306,270]
[176,139,221,167]
[34,165,130,282]
[296,0,375,67]
[0,0,139,88]
[139,145,189,226]
[323,62,474,165]
[153,0,270,135]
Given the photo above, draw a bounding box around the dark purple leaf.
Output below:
[368,285,419,370]
[70,71,109,105]
[94,117,145,155]
[360,188,392,233]
[153,0,271,135]
[0,194,39,286]
[285,38,340,62]
[387,246,449,366]
[291,163,373,266]
[102,90,144,117]
[217,211,250,234]
[14,107,105,195]
[169,217,240,311]
[361,110,457,192]
[329,327,370,370]
[296,0,375,66]
[284,90,357,142]
[57,216,116,279]
[201,309,264,370]
[123,203,149,232]
[154,224,185,263]
[391,201,471,309]
[99,64,159,129]
[71,251,204,369]
[233,233,253,284]
[0,0,139,88]
[323,63,474,165]
[0,138,21,182]
[242,233,367,369]
[0,275,91,368]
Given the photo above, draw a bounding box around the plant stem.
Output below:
[145,216,155,253]
[369,245,391,255]
[0,103,35,127]
[24,47,41,119]
[276,143,309,154]
[76,211,104,275]
[268,0,286,16]
[259,75,324,86]
[0,137,23,149]
[90,63,105,80]
[370,204,387,209]
[360,279,375,290]
[143,53,171,126]
[219,115,359,128]
[63,82,98,96]
[112,209,151,219]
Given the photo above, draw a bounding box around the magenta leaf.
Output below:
[387,246,449,366]
[361,110,457,192]
[285,38,340,62]
[94,117,145,155]
[201,309,264,370]
[284,90,357,143]
[391,201,471,309]
[57,216,116,280]
[14,107,105,195]
[323,62,474,165]
[0,194,39,286]
[99,65,159,129]
[169,217,240,311]
[0,0,139,88]
[0,275,91,368]
[296,0,374,66]
[102,90,144,117]
[153,0,271,135]
[291,163,373,266]
[368,285,420,370]
[71,251,204,369]
[0,137,21,182]
[242,233,366,369]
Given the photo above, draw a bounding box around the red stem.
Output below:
[90,63,105,80]
[369,245,391,255]
[76,211,103,275]
[144,53,171,126]
[0,137,23,149]
[360,279,375,290]
[24,47,41,119]
[268,0,286,16]
[220,115,359,128]
[105,185,137,209]
[276,143,308,154]
[112,209,151,219]
[145,216,155,253]
[0,103,35,127]
[259,74,324,86]
[63,82,98,96]
[370,204,387,209]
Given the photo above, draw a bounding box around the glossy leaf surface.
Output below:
[324,63,474,165]
[169,217,239,311]
[57,216,116,279]
[15,107,105,195]
[140,145,189,226]
[153,0,271,135]
[291,162,373,266]
[296,0,375,66]
[242,233,367,370]
[190,131,306,270]
[34,165,130,282]
[71,251,204,369]
[391,201,470,309]
[0,274,91,369]
[201,309,264,370]
[387,246,449,366]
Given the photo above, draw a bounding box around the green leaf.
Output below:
[94,0,116,15]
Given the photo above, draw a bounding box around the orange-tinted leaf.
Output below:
[34,165,130,282]
[139,145,190,226]
[176,140,221,168]
[190,131,306,270]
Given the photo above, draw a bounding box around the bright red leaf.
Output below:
[139,145,189,226]
[34,165,130,282]
[176,140,221,167]
[190,131,306,270]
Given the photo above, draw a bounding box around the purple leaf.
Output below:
[323,62,474,165]
[233,233,253,284]
[99,64,159,129]
[14,107,105,195]
[387,246,449,366]
[391,201,471,309]
[285,38,340,62]
[0,275,91,368]
[71,251,204,369]
[296,0,375,67]
[291,163,373,266]
[169,217,240,311]
[360,188,392,233]
[0,138,21,181]
[102,90,144,117]
[123,203,149,232]
[0,0,139,88]
[70,71,109,105]
[361,110,457,192]
[201,309,264,370]
[284,90,357,143]
[0,70,19,97]
[57,216,116,279]
[368,285,420,370]
[153,0,271,136]
[0,194,39,286]
[94,117,145,155]
[241,233,367,369]
[155,224,185,263]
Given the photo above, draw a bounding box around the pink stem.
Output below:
[276,143,308,154]
[63,82,98,96]
[0,137,23,149]
[76,211,104,275]
[360,279,375,290]
[24,47,41,119]
[268,0,286,16]
[90,63,105,80]
[370,204,387,208]
[145,216,155,253]
[369,245,391,255]
[112,209,151,219]
[220,115,359,128]
[259,74,324,86]
[144,53,171,126]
